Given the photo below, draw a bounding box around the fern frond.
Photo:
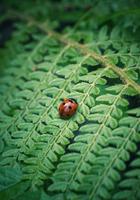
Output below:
[112,149,140,200]
[50,85,139,199]
[14,14,140,92]
[111,108,140,200]
[0,0,140,199]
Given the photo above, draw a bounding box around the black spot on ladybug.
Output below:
[69,106,72,109]
[63,103,65,105]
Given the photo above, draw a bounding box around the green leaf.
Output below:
[0,2,140,199]
[0,165,22,191]
[80,124,99,133]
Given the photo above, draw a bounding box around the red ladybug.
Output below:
[59,98,78,119]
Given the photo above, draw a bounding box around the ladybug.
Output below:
[59,98,78,119]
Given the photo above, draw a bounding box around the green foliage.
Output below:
[0,0,140,199]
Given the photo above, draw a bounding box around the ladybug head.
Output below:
[68,98,77,103]
[62,98,77,104]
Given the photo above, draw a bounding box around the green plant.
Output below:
[0,0,140,199]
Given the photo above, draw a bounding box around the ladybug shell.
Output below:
[59,99,78,118]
